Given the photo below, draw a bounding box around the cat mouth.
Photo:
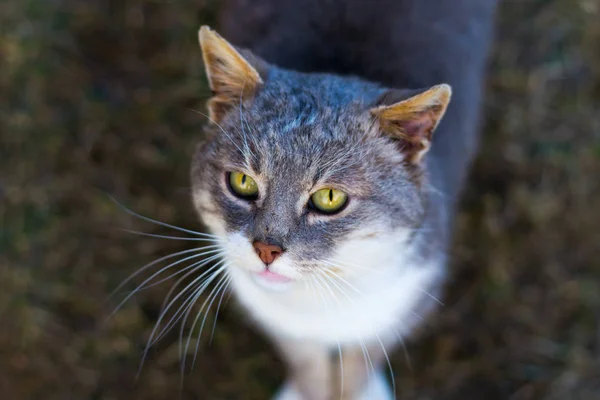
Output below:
[256,269,292,283]
[252,269,294,291]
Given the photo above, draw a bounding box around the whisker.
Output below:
[314,273,342,307]
[158,253,223,313]
[375,334,396,400]
[336,338,344,396]
[318,255,420,396]
[108,248,223,321]
[425,183,447,199]
[156,282,204,337]
[322,259,388,277]
[359,338,376,383]
[398,335,412,371]
[109,194,218,238]
[322,267,364,297]
[409,228,436,234]
[108,247,210,300]
[417,288,445,306]
[190,271,231,371]
[154,261,228,346]
[178,271,222,390]
[137,263,227,379]
[311,275,329,311]
[188,108,247,158]
[407,310,426,322]
[324,264,427,322]
[316,270,354,304]
[176,263,228,354]
[209,274,232,345]
[178,270,228,374]
[318,270,382,394]
[140,253,223,293]
[154,278,207,348]
[305,277,318,307]
[312,276,344,399]
[149,265,230,348]
[238,82,258,164]
[319,268,407,380]
[303,279,327,379]
[119,228,224,242]
[136,278,199,380]
[319,268,365,303]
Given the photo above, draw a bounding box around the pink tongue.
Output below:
[258,270,291,283]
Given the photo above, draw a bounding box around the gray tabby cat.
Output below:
[191,1,497,398]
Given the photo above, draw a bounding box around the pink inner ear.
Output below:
[399,111,435,142]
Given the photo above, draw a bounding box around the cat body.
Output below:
[192,1,498,398]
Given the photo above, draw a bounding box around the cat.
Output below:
[191,1,497,398]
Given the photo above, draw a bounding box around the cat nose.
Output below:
[252,241,284,265]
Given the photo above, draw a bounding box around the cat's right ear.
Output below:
[370,84,452,164]
[198,26,268,123]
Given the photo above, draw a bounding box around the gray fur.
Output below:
[192,66,429,270]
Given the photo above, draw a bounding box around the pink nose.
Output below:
[252,241,283,265]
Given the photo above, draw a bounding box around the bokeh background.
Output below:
[1,0,599,399]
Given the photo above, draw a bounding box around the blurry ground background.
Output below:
[1,0,600,399]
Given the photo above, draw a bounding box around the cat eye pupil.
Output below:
[228,171,258,200]
[310,188,348,214]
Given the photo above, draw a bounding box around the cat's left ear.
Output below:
[370,84,452,164]
[198,26,268,123]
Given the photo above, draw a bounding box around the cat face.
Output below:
[191,27,450,291]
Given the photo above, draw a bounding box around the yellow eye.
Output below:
[310,188,348,214]
[228,171,259,199]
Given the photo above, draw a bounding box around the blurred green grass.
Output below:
[1,0,599,399]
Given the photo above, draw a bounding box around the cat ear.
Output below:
[198,26,267,122]
[370,84,452,164]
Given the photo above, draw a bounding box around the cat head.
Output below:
[191,26,451,291]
